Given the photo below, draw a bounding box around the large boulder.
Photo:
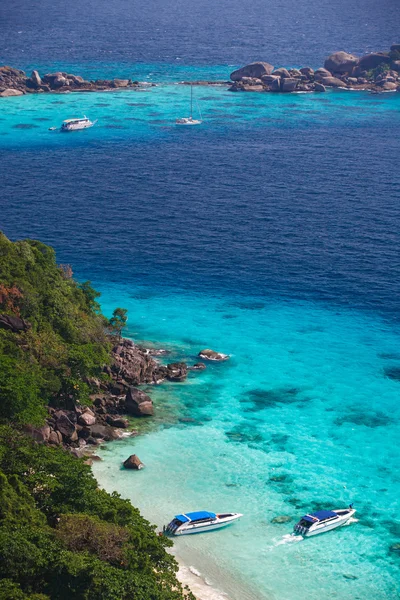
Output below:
[89,424,120,441]
[358,53,390,70]
[198,349,230,361]
[78,411,96,426]
[314,68,332,80]
[324,51,358,74]
[113,79,129,87]
[314,82,326,92]
[273,67,291,79]
[230,62,274,81]
[55,413,76,438]
[0,89,24,97]
[380,81,397,90]
[125,387,154,416]
[23,425,50,443]
[166,362,188,382]
[123,454,144,469]
[320,76,347,88]
[0,314,30,332]
[280,78,298,92]
[300,67,314,78]
[30,70,42,88]
[48,430,63,445]
[269,77,281,92]
[106,415,129,428]
[391,61,400,72]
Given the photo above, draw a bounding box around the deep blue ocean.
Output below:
[1,2,400,599]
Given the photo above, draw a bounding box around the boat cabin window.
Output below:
[298,519,312,529]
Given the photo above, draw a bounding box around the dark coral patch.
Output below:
[242,387,302,411]
[13,123,39,129]
[384,366,400,381]
[335,410,391,428]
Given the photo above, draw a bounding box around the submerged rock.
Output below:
[198,349,230,361]
[271,515,293,524]
[123,454,144,469]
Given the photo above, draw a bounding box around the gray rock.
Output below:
[125,387,154,416]
[191,362,206,371]
[273,67,291,79]
[314,68,332,80]
[123,454,144,469]
[324,51,358,74]
[230,62,274,81]
[320,76,347,88]
[106,415,129,428]
[390,44,400,52]
[30,70,42,88]
[381,81,397,90]
[48,430,63,445]
[78,412,96,426]
[391,61,400,72]
[314,83,326,92]
[23,425,50,443]
[56,413,76,438]
[0,88,24,97]
[300,67,314,77]
[0,314,30,332]
[198,349,230,361]
[280,77,298,92]
[113,79,130,87]
[358,53,390,70]
[269,77,281,92]
[261,74,280,84]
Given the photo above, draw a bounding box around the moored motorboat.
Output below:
[61,116,97,131]
[164,511,242,535]
[294,505,356,537]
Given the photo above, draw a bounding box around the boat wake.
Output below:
[343,517,358,526]
[274,533,303,546]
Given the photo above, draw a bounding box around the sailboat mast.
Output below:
[191,84,193,118]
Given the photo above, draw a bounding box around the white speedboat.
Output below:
[294,505,356,537]
[164,511,242,535]
[61,116,97,131]
[176,84,202,126]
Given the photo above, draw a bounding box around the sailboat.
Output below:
[176,84,202,125]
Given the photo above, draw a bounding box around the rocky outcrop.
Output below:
[198,349,230,361]
[124,387,154,416]
[324,51,358,74]
[230,62,274,81]
[0,65,140,97]
[0,314,30,332]
[123,454,144,469]
[229,45,400,94]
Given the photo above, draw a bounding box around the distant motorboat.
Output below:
[294,505,356,537]
[164,511,242,535]
[176,85,202,125]
[61,116,97,131]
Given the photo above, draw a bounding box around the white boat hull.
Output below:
[174,516,240,535]
[62,122,95,131]
[295,509,356,537]
[166,513,242,536]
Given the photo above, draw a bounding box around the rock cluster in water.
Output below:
[23,338,202,456]
[0,65,143,97]
[229,45,400,93]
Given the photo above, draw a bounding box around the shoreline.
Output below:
[1,44,400,98]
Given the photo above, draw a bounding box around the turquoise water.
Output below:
[1,83,399,149]
[2,65,400,600]
[93,285,400,600]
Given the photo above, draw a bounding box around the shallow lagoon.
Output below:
[93,287,400,600]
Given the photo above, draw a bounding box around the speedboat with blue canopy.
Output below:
[294,505,356,537]
[164,511,243,535]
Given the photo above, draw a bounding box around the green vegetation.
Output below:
[0,233,192,600]
[0,232,111,424]
[367,63,390,79]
